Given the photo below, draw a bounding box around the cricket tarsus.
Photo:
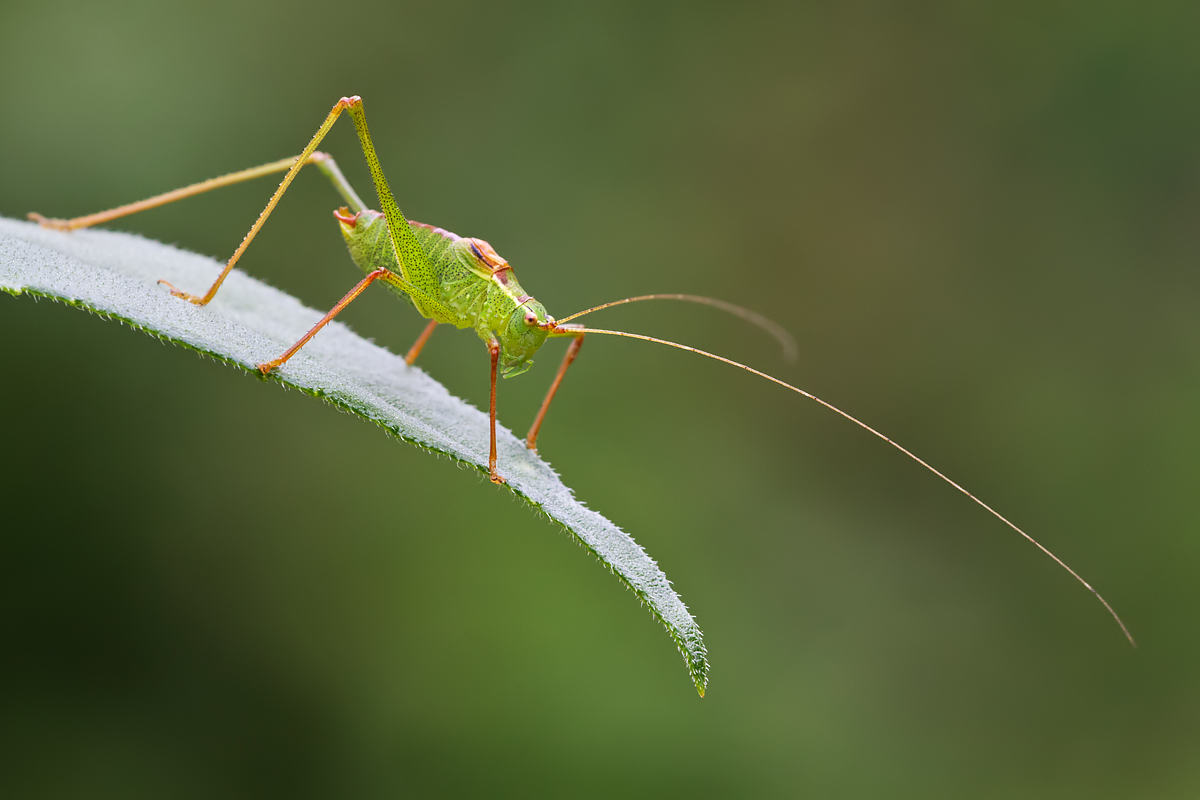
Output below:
[563,324,1135,647]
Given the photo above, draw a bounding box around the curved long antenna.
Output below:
[557,294,798,362]
[570,324,1136,647]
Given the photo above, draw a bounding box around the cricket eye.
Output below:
[524,311,538,326]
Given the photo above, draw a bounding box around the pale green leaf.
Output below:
[0,216,708,695]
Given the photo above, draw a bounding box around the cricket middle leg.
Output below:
[525,332,585,453]
[487,338,507,484]
[404,319,438,365]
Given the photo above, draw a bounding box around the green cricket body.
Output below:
[335,207,551,377]
[24,94,1138,653]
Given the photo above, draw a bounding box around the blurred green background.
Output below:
[2,0,1197,796]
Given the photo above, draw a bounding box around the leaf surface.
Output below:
[0,217,708,695]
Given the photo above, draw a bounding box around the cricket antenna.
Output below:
[557,294,798,362]
[568,324,1137,647]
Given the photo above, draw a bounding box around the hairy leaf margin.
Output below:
[0,217,708,695]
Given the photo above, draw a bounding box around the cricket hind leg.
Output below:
[92,96,448,315]
[173,95,446,312]
[155,145,368,303]
[525,331,585,452]
[28,142,370,305]
[159,98,364,306]
[32,97,373,307]
[27,151,365,232]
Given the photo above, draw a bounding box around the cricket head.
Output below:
[497,297,552,377]
[455,235,554,377]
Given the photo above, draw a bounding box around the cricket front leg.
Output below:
[487,339,507,484]
[525,331,585,452]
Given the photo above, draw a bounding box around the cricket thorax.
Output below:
[335,208,550,374]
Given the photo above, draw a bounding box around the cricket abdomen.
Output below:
[336,208,532,337]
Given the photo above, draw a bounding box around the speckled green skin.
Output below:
[330,99,552,378]
[338,209,549,377]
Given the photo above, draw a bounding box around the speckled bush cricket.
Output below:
[29,95,1134,645]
